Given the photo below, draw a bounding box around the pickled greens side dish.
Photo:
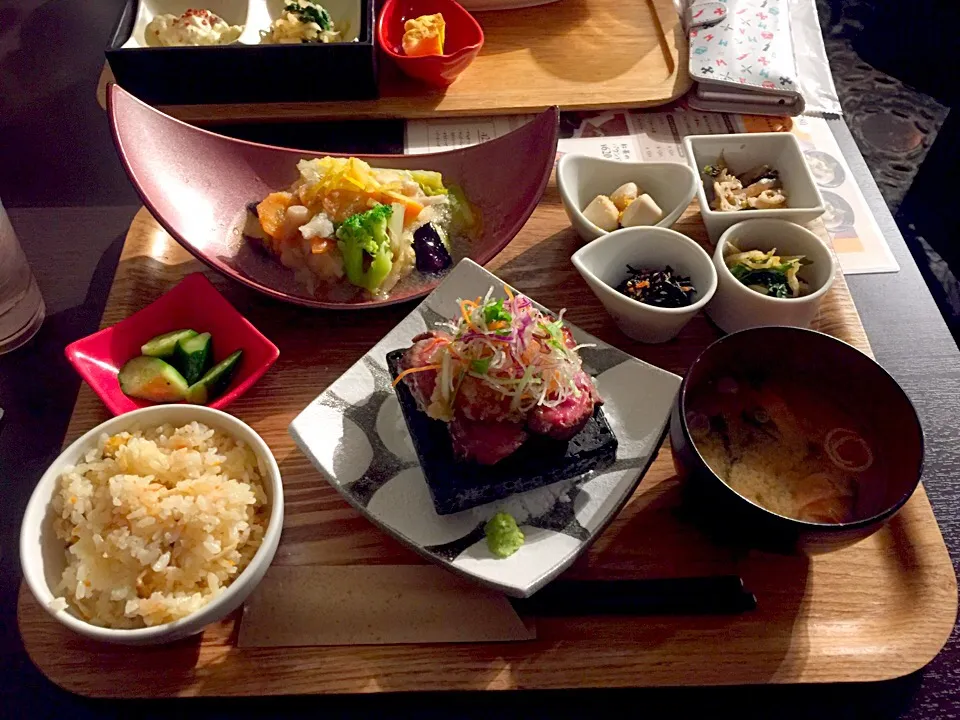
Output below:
[250,157,478,298]
[722,240,812,299]
[261,1,342,44]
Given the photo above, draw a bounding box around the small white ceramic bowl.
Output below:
[20,405,283,645]
[557,154,698,243]
[707,218,837,334]
[683,133,825,241]
[572,226,718,343]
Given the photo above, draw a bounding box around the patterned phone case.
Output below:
[686,0,805,115]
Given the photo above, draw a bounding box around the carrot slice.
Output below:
[256,192,294,241]
[383,190,425,224]
[310,238,332,254]
[403,200,425,224]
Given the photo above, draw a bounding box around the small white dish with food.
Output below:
[289,258,682,598]
[121,1,253,47]
[706,218,837,334]
[20,405,283,645]
[258,0,362,44]
[683,133,825,241]
[557,154,698,243]
[121,0,362,48]
[572,226,718,344]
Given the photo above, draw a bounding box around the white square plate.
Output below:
[289,259,681,597]
[684,132,825,241]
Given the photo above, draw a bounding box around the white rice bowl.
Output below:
[50,421,269,629]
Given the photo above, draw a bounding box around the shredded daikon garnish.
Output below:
[396,286,591,419]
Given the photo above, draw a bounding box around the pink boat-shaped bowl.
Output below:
[107,84,559,310]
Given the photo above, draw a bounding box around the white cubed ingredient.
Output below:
[610,182,639,212]
[279,205,311,242]
[299,212,335,240]
[619,193,664,227]
[582,194,620,232]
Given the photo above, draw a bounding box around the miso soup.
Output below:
[685,369,886,524]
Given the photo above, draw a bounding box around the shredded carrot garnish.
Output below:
[415,286,592,419]
[392,364,442,387]
[420,337,448,358]
[460,299,480,332]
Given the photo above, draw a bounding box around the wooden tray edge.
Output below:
[97,0,692,123]
[16,207,958,697]
[15,560,959,698]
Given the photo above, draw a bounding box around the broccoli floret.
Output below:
[335,204,394,292]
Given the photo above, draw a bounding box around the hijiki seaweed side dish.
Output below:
[617,265,696,308]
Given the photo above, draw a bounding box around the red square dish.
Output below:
[66,273,279,416]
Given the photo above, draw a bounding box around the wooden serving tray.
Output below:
[18,180,957,696]
[96,0,689,123]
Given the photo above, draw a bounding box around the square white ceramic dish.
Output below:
[289,259,681,597]
[683,133,825,241]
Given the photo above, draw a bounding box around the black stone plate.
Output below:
[387,349,618,515]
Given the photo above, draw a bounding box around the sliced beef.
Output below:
[449,414,529,465]
[527,371,601,441]
[400,331,450,409]
[454,375,515,422]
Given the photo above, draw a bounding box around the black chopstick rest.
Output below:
[512,576,757,616]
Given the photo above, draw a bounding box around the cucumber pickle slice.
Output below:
[186,350,243,405]
[174,332,213,384]
[118,356,189,402]
[140,329,198,358]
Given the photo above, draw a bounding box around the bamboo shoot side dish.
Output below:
[704,156,788,212]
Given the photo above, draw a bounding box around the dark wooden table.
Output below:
[1,1,957,717]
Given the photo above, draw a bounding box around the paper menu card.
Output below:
[404,115,534,157]
[405,110,898,275]
[239,565,535,647]
[788,115,898,274]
